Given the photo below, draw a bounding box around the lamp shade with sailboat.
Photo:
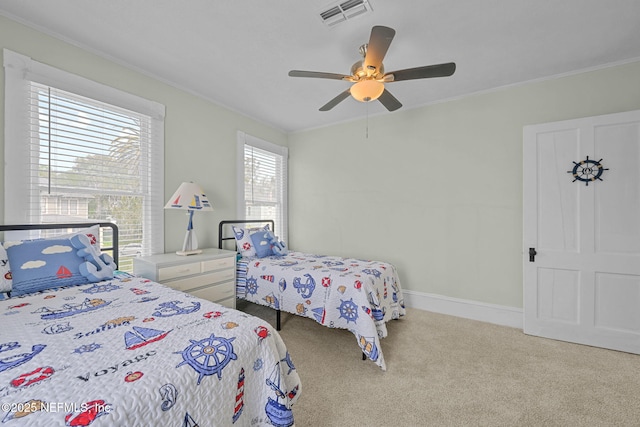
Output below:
[164,181,213,256]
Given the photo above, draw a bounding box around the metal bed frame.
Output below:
[218,219,275,251]
[219,219,368,361]
[218,219,367,360]
[218,219,283,329]
[0,222,120,267]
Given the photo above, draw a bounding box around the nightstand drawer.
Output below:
[202,256,235,272]
[168,270,235,292]
[192,281,235,302]
[158,262,201,281]
[133,248,237,308]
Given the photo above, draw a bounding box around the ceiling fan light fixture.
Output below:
[350,79,384,102]
[287,26,455,112]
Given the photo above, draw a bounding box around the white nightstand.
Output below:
[133,248,237,308]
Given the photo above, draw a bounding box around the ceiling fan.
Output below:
[288,25,456,112]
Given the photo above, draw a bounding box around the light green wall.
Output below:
[3,14,640,309]
[288,60,640,308]
[0,15,287,251]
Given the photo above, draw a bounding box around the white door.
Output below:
[523,109,640,353]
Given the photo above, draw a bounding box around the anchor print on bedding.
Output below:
[240,251,406,370]
[0,274,300,426]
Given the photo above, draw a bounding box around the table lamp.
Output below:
[165,181,213,255]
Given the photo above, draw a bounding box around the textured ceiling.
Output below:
[1,0,640,132]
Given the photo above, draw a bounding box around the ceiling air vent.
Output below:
[319,0,373,27]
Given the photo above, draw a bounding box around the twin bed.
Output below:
[0,223,300,427]
[219,220,406,371]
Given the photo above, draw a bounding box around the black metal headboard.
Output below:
[218,219,275,250]
[0,222,119,266]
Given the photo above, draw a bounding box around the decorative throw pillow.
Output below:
[232,224,270,257]
[271,235,288,256]
[250,229,275,258]
[0,225,101,295]
[62,224,101,250]
[250,229,288,258]
[71,234,116,282]
[5,238,88,297]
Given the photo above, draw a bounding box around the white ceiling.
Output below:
[1,0,640,133]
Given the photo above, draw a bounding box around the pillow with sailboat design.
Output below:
[5,238,89,296]
[0,225,101,295]
[5,233,113,297]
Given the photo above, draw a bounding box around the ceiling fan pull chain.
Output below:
[366,101,369,139]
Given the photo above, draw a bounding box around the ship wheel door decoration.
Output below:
[567,156,609,186]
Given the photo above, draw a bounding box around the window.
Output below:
[3,49,165,272]
[237,131,288,243]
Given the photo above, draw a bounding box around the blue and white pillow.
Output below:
[0,246,11,293]
[0,225,101,295]
[250,229,288,258]
[250,229,275,258]
[5,238,88,297]
[232,224,270,257]
[70,234,116,283]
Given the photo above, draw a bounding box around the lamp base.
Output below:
[175,249,203,256]
[178,219,201,256]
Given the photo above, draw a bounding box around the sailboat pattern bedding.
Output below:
[0,273,300,427]
[236,252,406,371]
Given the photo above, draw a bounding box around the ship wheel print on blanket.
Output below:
[175,333,237,385]
[337,298,359,323]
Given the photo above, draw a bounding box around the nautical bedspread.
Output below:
[236,252,406,370]
[0,273,300,427]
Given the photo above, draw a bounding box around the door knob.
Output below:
[529,247,537,262]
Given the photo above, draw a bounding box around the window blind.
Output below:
[4,49,165,272]
[237,132,288,243]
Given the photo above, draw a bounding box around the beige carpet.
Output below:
[238,300,640,426]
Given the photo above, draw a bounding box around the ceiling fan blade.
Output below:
[385,62,456,82]
[378,89,402,112]
[363,26,395,74]
[288,70,351,80]
[319,89,351,111]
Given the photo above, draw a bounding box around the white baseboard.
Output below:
[403,290,523,330]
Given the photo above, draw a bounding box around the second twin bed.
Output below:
[219,220,406,371]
